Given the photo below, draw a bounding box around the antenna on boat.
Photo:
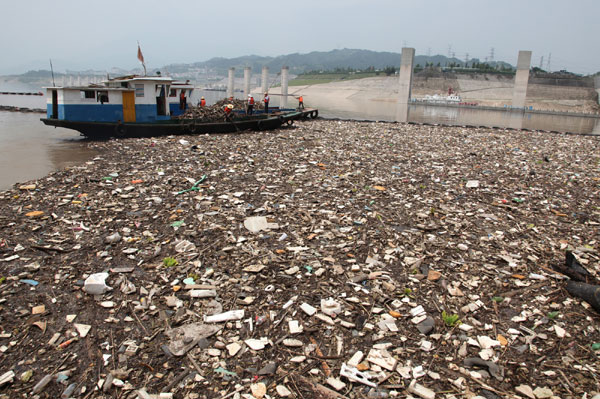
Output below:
[49,59,56,87]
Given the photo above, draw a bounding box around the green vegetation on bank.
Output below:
[290,66,396,86]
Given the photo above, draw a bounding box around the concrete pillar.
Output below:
[398,48,415,103]
[243,67,251,98]
[261,66,269,95]
[512,50,532,109]
[593,76,600,107]
[396,47,415,122]
[227,67,235,99]
[281,66,289,109]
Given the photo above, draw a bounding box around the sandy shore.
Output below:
[0,120,599,398]
[263,76,600,114]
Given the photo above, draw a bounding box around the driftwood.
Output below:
[288,374,350,399]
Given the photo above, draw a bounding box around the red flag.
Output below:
[137,44,145,64]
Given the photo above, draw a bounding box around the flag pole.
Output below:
[137,41,147,76]
[49,59,56,87]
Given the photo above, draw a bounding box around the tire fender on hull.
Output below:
[115,123,126,138]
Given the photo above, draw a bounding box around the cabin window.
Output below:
[81,90,95,99]
[121,82,128,88]
[97,91,109,104]
[135,84,144,98]
[169,88,177,97]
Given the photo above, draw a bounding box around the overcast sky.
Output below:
[2,0,598,75]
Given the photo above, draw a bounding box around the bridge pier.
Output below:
[227,67,235,99]
[512,51,532,109]
[396,47,415,123]
[281,66,289,108]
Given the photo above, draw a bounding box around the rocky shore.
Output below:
[0,119,599,398]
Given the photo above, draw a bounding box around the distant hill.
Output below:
[1,48,528,84]
[163,49,514,77]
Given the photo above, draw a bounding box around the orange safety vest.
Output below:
[249,97,254,105]
[299,96,303,102]
[264,95,269,103]
[200,99,206,106]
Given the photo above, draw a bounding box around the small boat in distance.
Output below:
[40,74,317,139]
[422,93,462,103]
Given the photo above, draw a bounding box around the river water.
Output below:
[0,85,599,191]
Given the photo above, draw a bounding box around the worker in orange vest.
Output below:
[179,89,187,110]
[298,95,304,109]
[247,94,255,115]
[200,97,206,107]
[263,92,270,114]
[224,104,233,121]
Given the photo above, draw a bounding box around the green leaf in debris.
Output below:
[170,220,184,228]
[163,257,178,268]
[0,277,5,284]
[442,310,461,327]
[547,311,559,319]
[492,296,504,303]
[592,343,600,351]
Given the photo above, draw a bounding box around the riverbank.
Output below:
[271,76,600,114]
[0,120,599,398]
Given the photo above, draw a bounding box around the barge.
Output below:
[41,75,317,139]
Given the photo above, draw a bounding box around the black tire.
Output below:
[115,124,126,137]
[310,110,318,119]
[286,120,294,126]
[257,120,264,131]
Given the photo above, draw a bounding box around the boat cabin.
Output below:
[44,75,194,123]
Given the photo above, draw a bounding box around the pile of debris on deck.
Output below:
[0,119,599,399]
[177,99,265,122]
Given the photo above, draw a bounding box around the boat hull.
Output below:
[41,108,318,139]
[43,113,288,139]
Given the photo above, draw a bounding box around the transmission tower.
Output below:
[490,47,495,62]
[547,53,552,72]
[539,56,544,69]
[465,53,469,67]
[427,47,431,57]
[448,44,452,58]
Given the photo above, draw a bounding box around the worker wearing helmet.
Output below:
[247,94,255,115]
[200,96,206,107]
[224,103,234,121]
[263,92,270,114]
